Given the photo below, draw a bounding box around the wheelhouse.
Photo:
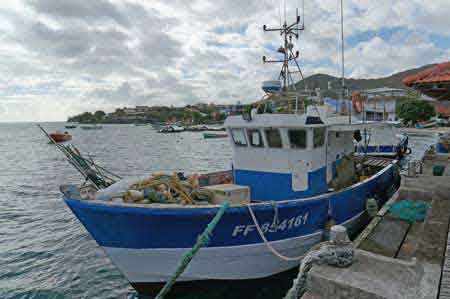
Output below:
[224,111,359,202]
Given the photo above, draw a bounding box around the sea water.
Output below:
[0,122,438,299]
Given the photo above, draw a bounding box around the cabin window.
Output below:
[247,129,264,147]
[231,128,247,146]
[265,128,282,148]
[313,127,326,148]
[288,129,307,149]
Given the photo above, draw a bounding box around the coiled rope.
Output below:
[284,240,354,299]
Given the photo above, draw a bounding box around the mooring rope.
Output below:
[284,240,354,299]
[155,201,229,299]
[247,204,307,261]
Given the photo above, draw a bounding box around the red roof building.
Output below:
[435,102,450,118]
[403,62,450,100]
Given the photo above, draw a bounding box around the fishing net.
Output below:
[123,173,215,205]
[388,200,429,223]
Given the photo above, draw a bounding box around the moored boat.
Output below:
[354,125,410,158]
[203,132,228,139]
[158,125,185,133]
[49,131,72,143]
[61,115,400,294]
[57,6,402,297]
[65,125,77,129]
[80,124,103,130]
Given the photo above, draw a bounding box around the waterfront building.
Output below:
[351,87,407,121]
[403,61,450,101]
[403,61,450,118]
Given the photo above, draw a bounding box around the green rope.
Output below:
[155,201,230,299]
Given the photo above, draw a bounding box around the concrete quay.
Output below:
[303,148,450,299]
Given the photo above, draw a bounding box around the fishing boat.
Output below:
[206,126,226,131]
[150,122,166,130]
[203,132,228,139]
[186,125,226,132]
[354,126,410,158]
[65,125,77,129]
[58,7,401,297]
[80,124,103,130]
[185,125,209,132]
[49,131,72,143]
[158,125,185,133]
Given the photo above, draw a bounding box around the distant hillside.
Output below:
[294,64,436,95]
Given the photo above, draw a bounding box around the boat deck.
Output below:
[354,156,394,168]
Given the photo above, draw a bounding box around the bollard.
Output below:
[330,225,349,245]
[365,198,378,218]
[418,161,423,174]
[408,160,417,177]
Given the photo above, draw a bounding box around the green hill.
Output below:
[294,64,435,95]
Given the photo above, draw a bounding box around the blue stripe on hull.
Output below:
[64,165,397,250]
[64,197,329,249]
[437,143,450,154]
[356,145,397,154]
[234,167,328,201]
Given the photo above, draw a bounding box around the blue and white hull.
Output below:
[355,130,409,158]
[62,164,398,294]
[355,145,401,157]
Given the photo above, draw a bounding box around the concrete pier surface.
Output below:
[398,127,450,137]
[303,148,450,299]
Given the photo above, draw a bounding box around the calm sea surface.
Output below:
[0,122,438,299]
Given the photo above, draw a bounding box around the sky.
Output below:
[0,0,449,122]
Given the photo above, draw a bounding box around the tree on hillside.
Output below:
[397,99,435,125]
[191,111,202,124]
[94,110,106,121]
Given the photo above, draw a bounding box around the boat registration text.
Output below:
[232,212,309,237]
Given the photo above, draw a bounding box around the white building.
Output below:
[358,87,407,121]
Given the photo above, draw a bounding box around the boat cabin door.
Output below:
[291,159,310,191]
[288,128,311,192]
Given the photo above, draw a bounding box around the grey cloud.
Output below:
[137,32,183,71]
[88,82,133,103]
[15,20,131,59]
[28,0,128,26]
[1,0,449,121]
[87,79,198,107]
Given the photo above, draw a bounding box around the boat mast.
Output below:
[262,5,304,92]
[340,0,350,123]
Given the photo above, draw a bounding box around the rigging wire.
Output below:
[279,0,282,27]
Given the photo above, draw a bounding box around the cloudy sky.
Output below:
[1,0,449,121]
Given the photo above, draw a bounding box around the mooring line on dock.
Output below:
[247,204,308,261]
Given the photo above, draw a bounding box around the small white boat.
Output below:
[158,125,185,133]
[80,124,103,130]
[354,125,410,158]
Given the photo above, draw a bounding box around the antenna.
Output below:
[340,0,350,123]
[302,0,305,28]
[262,7,305,91]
